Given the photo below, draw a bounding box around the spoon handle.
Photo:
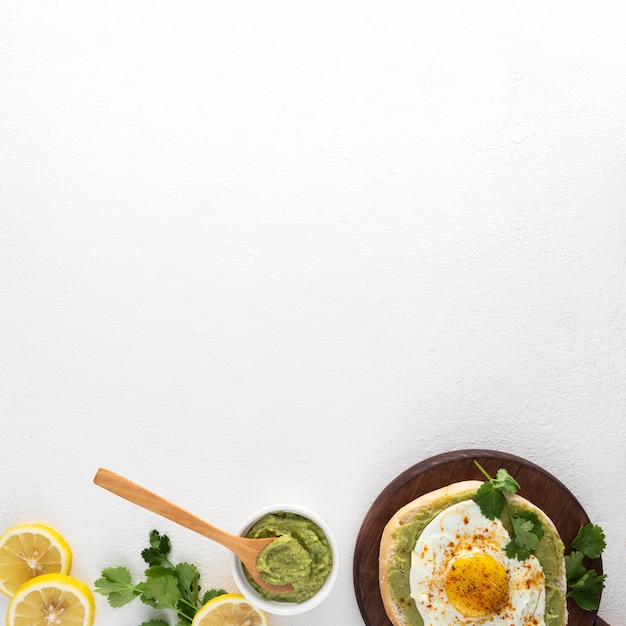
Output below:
[94,467,241,551]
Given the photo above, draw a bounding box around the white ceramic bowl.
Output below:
[230,503,339,616]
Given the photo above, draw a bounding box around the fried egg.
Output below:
[409,500,545,625]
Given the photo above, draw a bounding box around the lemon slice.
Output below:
[6,573,95,626]
[0,524,72,597]
[191,593,268,626]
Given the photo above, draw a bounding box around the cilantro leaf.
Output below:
[175,598,196,625]
[510,515,540,551]
[505,540,531,561]
[510,509,544,555]
[515,510,544,541]
[493,468,520,494]
[141,574,182,610]
[565,551,586,582]
[142,530,173,567]
[145,565,175,579]
[94,567,139,607]
[139,621,170,626]
[474,482,506,520]
[150,529,171,552]
[202,588,227,604]
[571,523,606,559]
[175,563,200,602]
[567,568,606,610]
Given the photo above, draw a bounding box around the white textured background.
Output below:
[1,2,625,625]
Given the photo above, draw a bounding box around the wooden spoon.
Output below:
[93,468,293,594]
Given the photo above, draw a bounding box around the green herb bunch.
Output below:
[565,523,606,610]
[94,530,226,626]
[473,461,544,560]
[473,460,607,612]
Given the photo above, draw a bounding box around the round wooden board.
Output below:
[353,449,607,626]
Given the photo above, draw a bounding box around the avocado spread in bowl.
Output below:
[230,504,339,616]
[245,511,333,602]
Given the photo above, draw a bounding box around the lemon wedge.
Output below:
[0,524,72,597]
[6,572,95,626]
[191,593,268,626]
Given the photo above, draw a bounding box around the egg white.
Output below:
[409,499,546,626]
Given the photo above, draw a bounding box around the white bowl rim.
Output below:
[229,503,340,616]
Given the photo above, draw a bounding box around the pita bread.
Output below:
[379,480,567,626]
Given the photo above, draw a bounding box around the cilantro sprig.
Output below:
[473,461,543,560]
[473,461,608,612]
[95,530,226,626]
[565,523,607,611]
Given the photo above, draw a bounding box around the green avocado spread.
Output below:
[244,511,333,603]
[387,489,566,626]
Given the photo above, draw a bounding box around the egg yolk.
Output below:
[444,552,509,618]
